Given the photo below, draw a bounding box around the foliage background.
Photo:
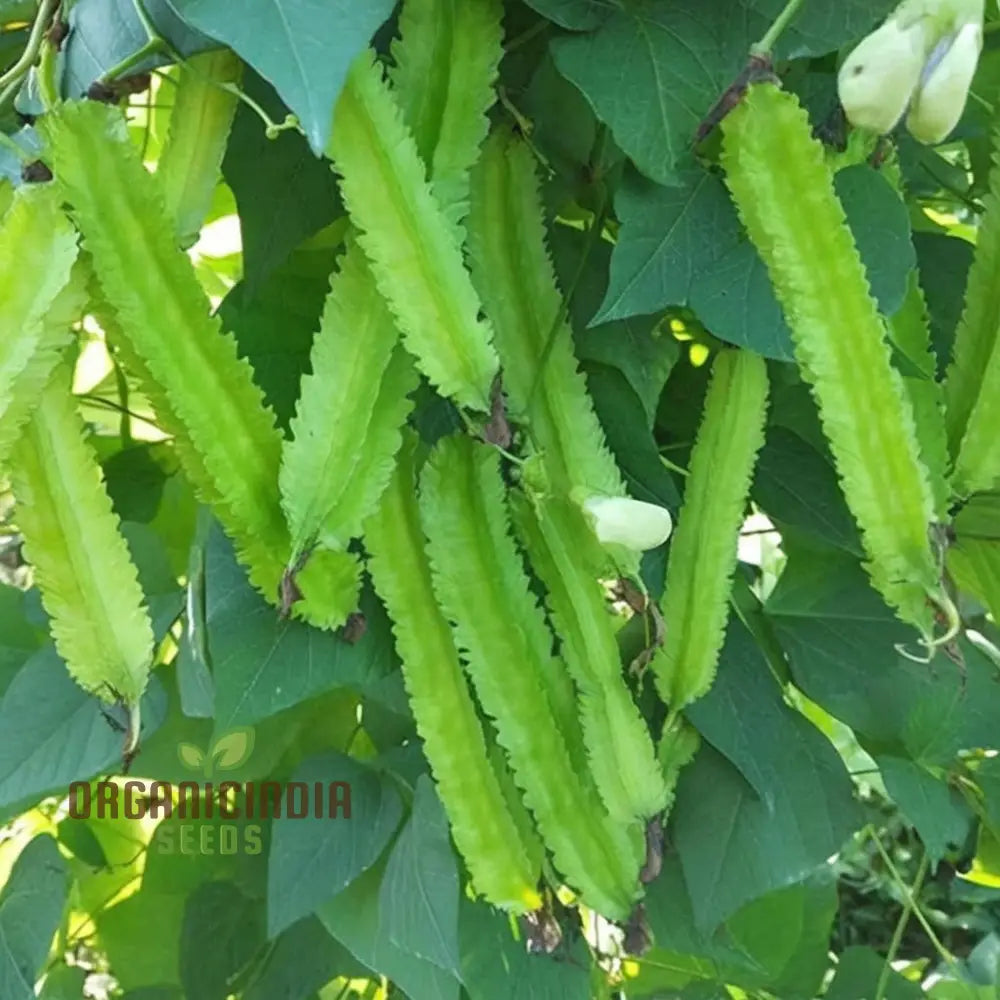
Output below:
[2,0,1000,998]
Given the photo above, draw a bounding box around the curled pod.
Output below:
[157,49,241,249]
[364,433,542,912]
[720,82,942,638]
[40,101,357,627]
[0,183,81,466]
[420,435,642,920]
[511,491,668,824]
[328,49,498,412]
[653,349,768,710]
[11,361,154,707]
[466,129,624,502]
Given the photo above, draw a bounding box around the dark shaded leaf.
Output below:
[379,776,460,976]
[220,72,343,294]
[319,863,461,1000]
[167,0,396,154]
[267,751,403,936]
[0,835,68,1000]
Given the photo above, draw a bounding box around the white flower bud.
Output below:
[582,496,673,552]
[906,20,983,144]
[838,0,984,144]
[838,18,929,134]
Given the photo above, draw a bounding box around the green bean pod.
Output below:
[653,349,769,709]
[365,433,542,912]
[11,362,154,706]
[720,82,943,638]
[420,436,642,920]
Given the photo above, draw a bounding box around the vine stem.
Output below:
[0,0,56,92]
[99,0,180,83]
[752,0,806,56]
[875,851,928,1000]
[868,827,963,981]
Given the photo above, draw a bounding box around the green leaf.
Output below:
[973,756,1000,836]
[219,227,340,431]
[204,524,396,729]
[577,315,679,426]
[179,882,266,1000]
[584,364,680,509]
[98,889,187,991]
[319,863,461,1000]
[244,916,367,1000]
[596,165,914,358]
[120,521,185,642]
[550,0,894,184]
[834,165,916,318]
[0,585,42,698]
[825,945,924,1000]
[267,751,404,936]
[167,0,396,154]
[0,835,68,1000]
[752,425,863,557]
[638,866,837,998]
[725,877,839,999]
[378,776,461,976]
[768,542,1000,764]
[914,231,973,371]
[143,808,269,901]
[459,897,591,1000]
[56,817,108,870]
[0,646,167,808]
[673,625,862,930]
[120,990,182,1000]
[101,445,169,526]
[877,756,972,862]
[522,0,609,30]
[64,0,214,97]
[221,72,343,292]
[38,965,87,1000]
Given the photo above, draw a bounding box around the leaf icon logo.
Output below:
[177,727,255,776]
[177,742,205,771]
[211,728,255,771]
